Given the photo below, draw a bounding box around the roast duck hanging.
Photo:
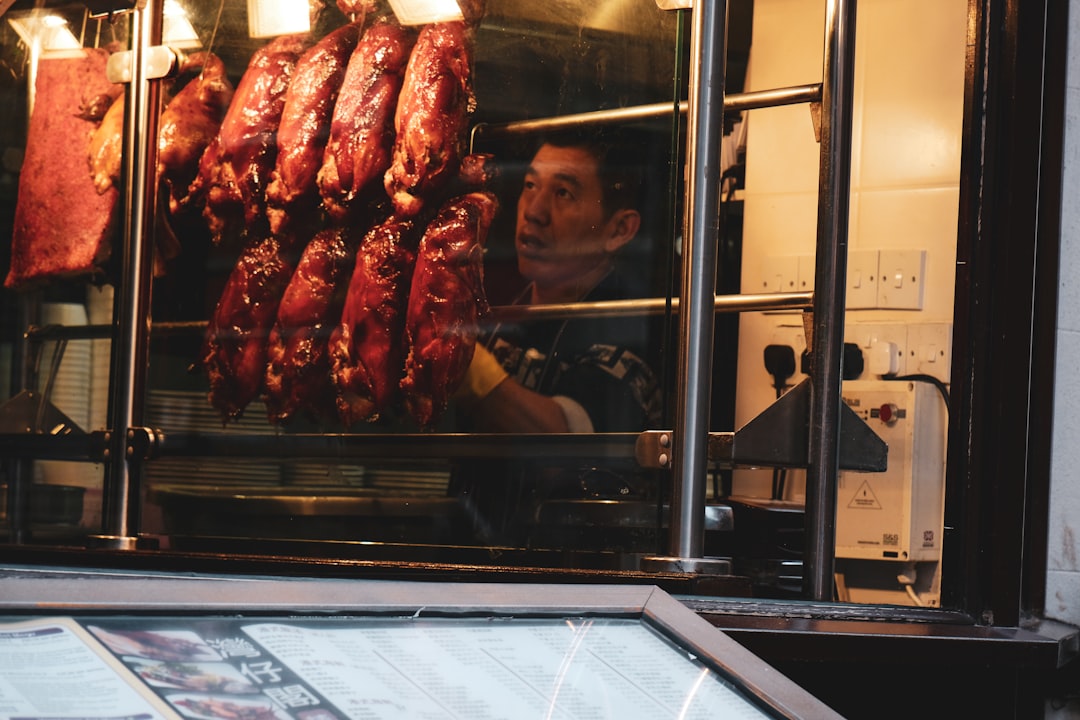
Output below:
[6,1,496,431]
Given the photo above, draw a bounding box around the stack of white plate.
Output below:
[38,302,90,432]
[364,467,450,495]
[36,301,102,529]
[142,389,450,495]
[85,284,113,434]
[145,389,282,487]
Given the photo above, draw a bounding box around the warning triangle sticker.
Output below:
[847,480,882,509]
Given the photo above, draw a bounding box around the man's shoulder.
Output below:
[584,264,655,302]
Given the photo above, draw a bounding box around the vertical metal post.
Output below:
[7,299,36,544]
[93,0,162,548]
[668,0,728,560]
[7,27,47,547]
[804,0,857,601]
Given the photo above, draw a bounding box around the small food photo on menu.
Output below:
[167,692,288,720]
[129,657,260,694]
[87,626,223,663]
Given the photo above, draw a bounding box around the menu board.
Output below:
[0,615,777,720]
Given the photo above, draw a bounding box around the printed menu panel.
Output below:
[0,616,777,720]
[0,619,174,719]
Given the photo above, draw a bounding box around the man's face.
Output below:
[515,144,617,301]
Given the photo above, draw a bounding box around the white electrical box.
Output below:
[835,380,947,562]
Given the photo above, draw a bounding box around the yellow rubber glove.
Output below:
[456,345,509,401]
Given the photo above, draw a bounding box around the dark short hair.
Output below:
[536,126,647,219]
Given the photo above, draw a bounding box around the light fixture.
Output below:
[386,0,462,26]
[246,0,310,39]
[7,12,83,55]
[163,0,202,49]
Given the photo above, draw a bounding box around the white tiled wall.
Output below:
[740,0,1080,626]
[1047,0,1080,630]
[736,0,967,499]
[737,0,1080,713]
[743,0,1080,626]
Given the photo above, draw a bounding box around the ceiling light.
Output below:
[8,12,83,54]
[247,0,310,39]
[163,0,201,49]
[387,0,463,26]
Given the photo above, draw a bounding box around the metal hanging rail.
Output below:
[17,291,813,345]
[470,83,822,142]
[485,292,812,322]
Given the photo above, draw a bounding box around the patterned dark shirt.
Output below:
[481,267,664,432]
[451,265,668,546]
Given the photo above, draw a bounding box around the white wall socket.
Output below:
[846,250,880,309]
[760,255,800,293]
[845,322,908,377]
[763,320,951,383]
[877,249,926,310]
[906,322,952,378]
[796,254,816,292]
[836,249,927,310]
[844,321,952,383]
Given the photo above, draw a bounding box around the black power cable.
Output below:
[764,345,796,500]
[882,372,951,413]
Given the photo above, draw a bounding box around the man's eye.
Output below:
[555,187,574,200]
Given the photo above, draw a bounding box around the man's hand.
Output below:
[455,345,509,403]
[455,346,572,432]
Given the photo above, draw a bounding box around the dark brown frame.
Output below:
[943,0,1067,627]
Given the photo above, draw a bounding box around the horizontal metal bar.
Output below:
[472,84,823,141]
[21,293,812,343]
[22,324,113,342]
[0,431,109,462]
[0,429,642,463]
[23,322,203,342]
[726,83,823,112]
[486,292,812,323]
[157,431,642,462]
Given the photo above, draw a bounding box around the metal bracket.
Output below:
[125,426,163,461]
[0,390,84,436]
[636,378,888,472]
[809,101,823,143]
[106,45,178,84]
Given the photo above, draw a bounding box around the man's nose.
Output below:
[521,190,550,224]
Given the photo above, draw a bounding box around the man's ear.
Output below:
[604,208,641,253]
